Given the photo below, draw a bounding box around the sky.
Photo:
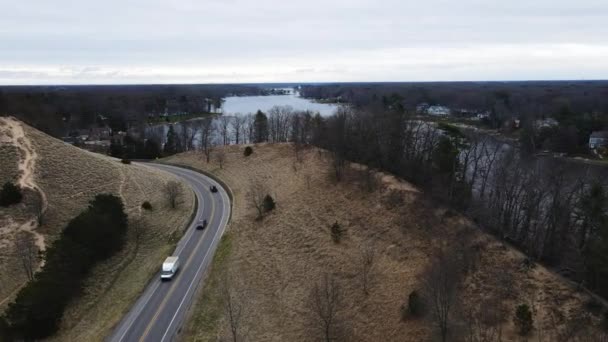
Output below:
[1,0,607,84]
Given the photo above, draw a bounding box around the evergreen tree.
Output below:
[0,182,22,207]
[253,110,268,143]
[164,125,178,155]
[582,183,608,295]
[514,304,534,336]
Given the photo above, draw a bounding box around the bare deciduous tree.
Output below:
[232,114,246,145]
[216,149,226,169]
[220,115,232,145]
[360,243,375,295]
[198,117,216,162]
[422,247,463,342]
[165,181,183,209]
[309,274,343,342]
[14,231,39,281]
[222,275,244,342]
[247,177,269,219]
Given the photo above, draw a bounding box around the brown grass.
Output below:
[0,119,194,341]
[166,143,605,342]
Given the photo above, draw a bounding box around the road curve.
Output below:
[106,163,231,342]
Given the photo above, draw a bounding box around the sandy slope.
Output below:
[0,117,46,251]
[166,143,605,342]
[0,118,195,340]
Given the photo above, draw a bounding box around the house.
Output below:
[534,118,559,129]
[416,103,430,114]
[427,105,451,116]
[589,131,608,149]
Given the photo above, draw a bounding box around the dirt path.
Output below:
[0,117,47,251]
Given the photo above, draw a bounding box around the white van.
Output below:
[161,256,180,280]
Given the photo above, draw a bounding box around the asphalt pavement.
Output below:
[106,163,231,342]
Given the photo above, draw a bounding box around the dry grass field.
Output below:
[165,143,606,342]
[0,117,194,341]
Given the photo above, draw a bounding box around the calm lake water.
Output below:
[222,92,340,116]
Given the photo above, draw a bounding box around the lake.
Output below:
[222,92,340,116]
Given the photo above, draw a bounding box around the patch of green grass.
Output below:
[184,232,233,341]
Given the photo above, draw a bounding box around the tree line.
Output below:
[0,84,263,137]
[208,105,607,301]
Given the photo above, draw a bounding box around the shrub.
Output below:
[121,158,131,164]
[330,222,344,243]
[514,304,534,336]
[584,298,603,315]
[141,201,153,210]
[263,195,275,212]
[244,146,253,157]
[407,290,424,317]
[0,182,23,207]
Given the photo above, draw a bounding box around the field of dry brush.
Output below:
[165,143,604,342]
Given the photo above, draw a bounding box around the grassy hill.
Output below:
[164,144,606,342]
[0,117,194,340]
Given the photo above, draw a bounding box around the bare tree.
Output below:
[216,149,227,169]
[463,296,505,342]
[360,243,375,295]
[31,191,45,225]
[198,117,216,162]
[178,120,199,151]
[232,114,246,145]
[220,115,232,145]
[222,275,244,342]
[422,247,463,342]
[165,181,183,209]
[14,231,39,281]
[131,217,146,245]
[309,274,343,342]
[247,177,270,219]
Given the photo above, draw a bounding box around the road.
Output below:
[107,163,231,342]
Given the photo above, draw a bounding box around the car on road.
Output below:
[161,256,180,280]
[210,185,218,193]
[196,219,207,230]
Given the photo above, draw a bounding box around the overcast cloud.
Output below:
[1,0,607,84]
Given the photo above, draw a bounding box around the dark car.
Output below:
[196,220,207,230]
[210,185,218,193]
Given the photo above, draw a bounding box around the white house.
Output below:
[427,105,451,116]
[589,131,608,149]
[534,118,559,129]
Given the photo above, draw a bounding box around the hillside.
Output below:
[164,144,606,342]
[0,117,195,340]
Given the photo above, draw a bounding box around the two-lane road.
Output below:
[107,164,231,342]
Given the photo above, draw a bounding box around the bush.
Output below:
[584,298,603,315]
[244,146,253,157]
[121,158,131,164]
[407,290,424,317]
[0,182,23,207]
[263,195,275,212]
[514,304,534,336]
[141,201,153,210]
[331,222,344,243]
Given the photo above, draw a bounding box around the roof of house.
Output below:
[590,130,608,139]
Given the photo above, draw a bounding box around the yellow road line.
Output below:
[139,189,216,342]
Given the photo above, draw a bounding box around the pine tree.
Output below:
[164,125,178,155]
[253,110,268,143]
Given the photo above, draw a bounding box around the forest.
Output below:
[0,84,263,136]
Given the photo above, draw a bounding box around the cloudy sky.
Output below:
[1,0,607,84]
